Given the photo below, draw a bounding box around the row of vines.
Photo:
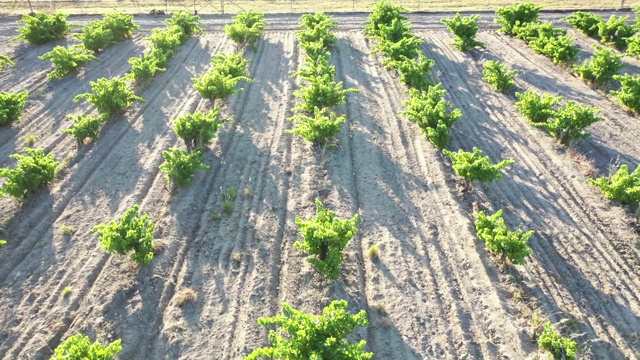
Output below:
[0,3,639,359]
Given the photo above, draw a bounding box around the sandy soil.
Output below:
[0,12,639,359]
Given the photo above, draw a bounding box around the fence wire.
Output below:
[0,0,634,15]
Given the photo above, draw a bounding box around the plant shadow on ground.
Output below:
[502,243,636,358]
[420,30,640,358]
[322,34,492,358]
[0,189,56,355]
[100,36,292,359]
[460,32,640,176]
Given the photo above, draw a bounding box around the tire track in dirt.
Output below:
[423,30,640,357]
[474,31,640,264]
[141,32,297,359]
[0,35,203,287]
[0,34,219,359]
[332,31,371,349]
[352,31,529,358]
[52,33,233,360]
[477,31,640,171]
[0,34,146,166]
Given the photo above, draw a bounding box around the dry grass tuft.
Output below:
[176,288,198,307]
[566,147,598,179]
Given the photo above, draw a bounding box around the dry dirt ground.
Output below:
[0,11,640,360]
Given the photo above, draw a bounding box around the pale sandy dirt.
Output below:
[0,12,639,360]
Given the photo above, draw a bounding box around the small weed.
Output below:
[61,286,72,297]
[232,251,244,263]
[530,308,546,335]
[59,224,76,236]
[38,87,45,93]
[25,133,36,146]
[367,244,380,260]
[0,239,6,247]
[243,187,252,198]
[176,288,197,307]
[210,211,221,221]
[222,200,233,213]
[227,185,238,200]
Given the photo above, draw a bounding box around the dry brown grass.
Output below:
[566,147,599,179]
[0,0,630,15]
[176,288,198,307]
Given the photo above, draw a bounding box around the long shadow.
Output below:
[436,33,640,176]
[420,29,640,357]
[0,35,215,357]
[506,237,637,358]
[0,189,56,354]
[327,35,502,358]
[101,36,291,358]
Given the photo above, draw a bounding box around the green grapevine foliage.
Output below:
[0,148,59,199]
[612,74,640,113]
[0,90,28,126]
[0,54,14,71]
[74,11,138,53]
[294,199,360,280]
[74,77,145,117]
[39,45,96,79]
[514,90,561,123]
[514,21,566,43]
[627,35,640,58]
[386,52,434,90]
[401,84,461,149]
[295,12,338,49]
[482,60,518,93]
[495,3,542,35]
[443,147,515,190]
[147,26,183,58]
[193,70,251,103]
[475,209,533,265]
[62,114,104,145]
[75,20,116,53]
[0,240,6,247]
[245,300,373,360]
[159,147,209,187]
[102,10,139,41]
[211,52,250,78]
[290,12,355,145]
[92,204,155,265]
[588,164,640,206]
[573,46,623,86]
[172,108,229,151]
[564,11,602,37]
[364,0,407,39]
[293,51,336,81]
[288,108,345,144]
[441,13,485,52]
[165,11,202,40]
[530,34,579,64]
[376,17,414,44]
[374,35,423,67]
[512,20,579,64]
[224,10,266,50]
[300,40,331,62]
[538,322,578,360]
[293,74,359,113]
[598,15,635,51]
[51,334,122,360]
[533,100,603,144]
[16,12,71,45]
[127,52,166,84]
